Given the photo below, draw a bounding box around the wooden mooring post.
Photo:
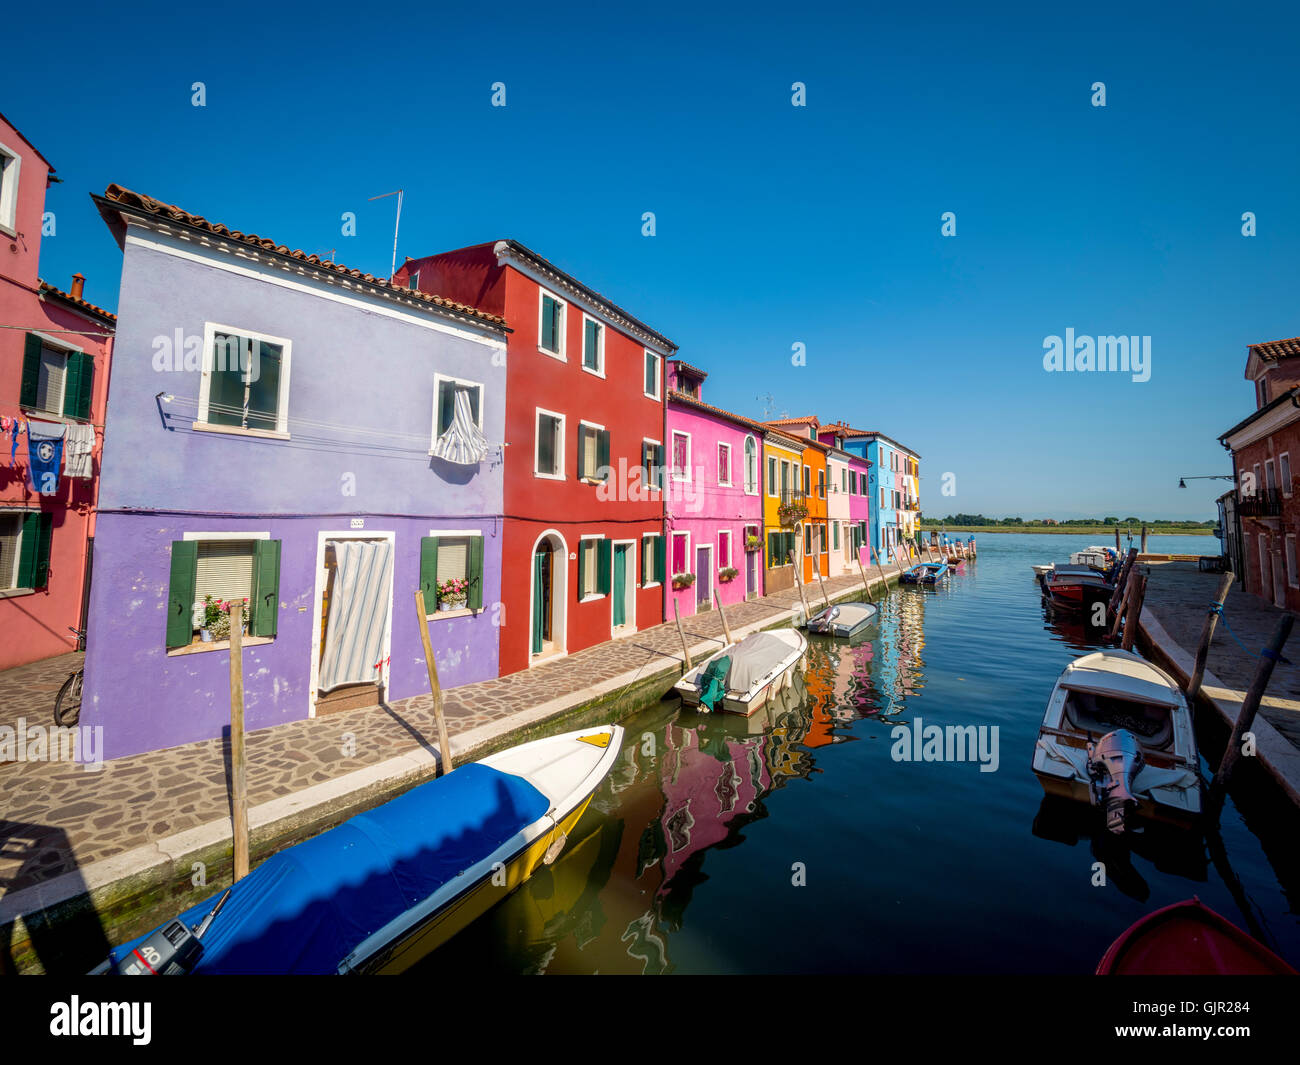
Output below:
[672,599,694,671]
[415,589,454,775]
[228,602,249,881]
[1120,573,1147,652]
[872,546,889,591]
[857,557,874,602]
[1106,548,1139,623]
[1187,572,1236,702]
[1206,612,1295,822]
[813,562,831,609]
[715,592,735,646]
[1114,524,1121,552]
[1140,524,1149,555]
[793,553,812,622]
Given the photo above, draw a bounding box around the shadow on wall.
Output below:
[0,822,110,974]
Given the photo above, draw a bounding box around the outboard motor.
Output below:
[1086,730,1145,834]
[113,888,231,975]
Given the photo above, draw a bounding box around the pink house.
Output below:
[0,112,115,669]
[665,360,765,618]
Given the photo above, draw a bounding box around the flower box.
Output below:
[718,567,739,583]
[778,502,808,526]
[671,572,696,590]
[745,536,763,551]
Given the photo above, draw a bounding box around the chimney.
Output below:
[70,273,85,300]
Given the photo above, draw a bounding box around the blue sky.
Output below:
[5,0,1298,519]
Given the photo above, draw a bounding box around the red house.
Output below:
[396,242,674,675]
[0,113,115,669]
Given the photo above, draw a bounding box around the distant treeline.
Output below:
[921,514,1215,528]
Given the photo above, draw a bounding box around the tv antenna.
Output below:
[368,188,404,280]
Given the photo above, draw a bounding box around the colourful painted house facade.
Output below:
[825,425,919,565]
[764,417,830,586]
[82,186,509,760]
[396,242,672,676]
[761,429,805,594]
[0,112,116,669]
[664,359,764,618]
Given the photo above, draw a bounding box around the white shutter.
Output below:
[0,514,20,591]
[196,541,255,603]
[436,538,469,583]
[36,347,67,414]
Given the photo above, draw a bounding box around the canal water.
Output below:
[415,533,1300,974]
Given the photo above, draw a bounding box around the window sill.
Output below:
[580,365,606,379]
[192,421,290,441]
[534,471,565,481]
[642,581,662,589]
[579,594,607,604]
[538,347,566,362]
[0,587,36,600]
[168,635,275,657]
[426,607,478,621]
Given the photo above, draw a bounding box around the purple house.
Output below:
[83,186,509,760]
[665,360,764,618]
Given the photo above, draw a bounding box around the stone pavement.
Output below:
[0,564,901,904]
[1141,562,1300,748]
[0,651,82,741]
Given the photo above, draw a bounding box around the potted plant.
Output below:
[671,572,696,590]
[437,576,469,611]
[206,597,249,642]
[718,566,739,583]
[778,501,808,525]
[745,534,763,551]
[196,595,224,642]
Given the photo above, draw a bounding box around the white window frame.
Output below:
[580,313,606,378]
[744,436,759,496]
[24,330,81,418]
[577,419,606,483]
[641,436,662,494]
[671,430,692,483]
[717,441,732,486]
[767,454,778,497]
[0,140,20,235]
[537,288,567,361]
[430,372,485,452]
[194,321,292,440]
[180,530,272,641]
[644,349,662,401]
[642,531,662,588]
[1282,452,1292,497]
[671,530,691,577]
[1288,534,1299,589]
[718,529,733,570]
[534,407,566,480]
[578,534,606,602]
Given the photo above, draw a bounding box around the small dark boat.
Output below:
[901,562,948,585]
[805,601,878,638]
[1039,564,1113,613]
[1097,898,1297,975]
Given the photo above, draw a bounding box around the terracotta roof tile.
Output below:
[1249,337,1300,361]
[38,281,116,324]
[97,184,508,329]
[671,359,709,379]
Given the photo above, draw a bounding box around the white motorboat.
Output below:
[1031,563,1054,578]
[1032,649,1201,832]
[675,628,807,716]
[805,601,878,639]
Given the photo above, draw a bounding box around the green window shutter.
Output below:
[252,539,281,637]
[166,540,198,649]
[655,444,666,490]
[420,536,440,605]
[655,535,666,583]
[16,511,53,590]
[541,297,555,350]
[62,352,83,418]
[640,535,650,584]
[75,352,95,419]
[20,334,42,408]
[597,429,610,480]
[597,539,612,595]
[577,542,588,599]
[467,535,484,610]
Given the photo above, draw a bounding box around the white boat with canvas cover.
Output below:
[1033,649,1200,831]
[674,628,807,716]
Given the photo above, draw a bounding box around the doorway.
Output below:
[311,533,394,717]
[613,541,635,635]
[696,544,712,608]
[531,531,568,662]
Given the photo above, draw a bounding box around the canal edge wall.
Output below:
[1138,605,1300,809]
[1,569,905,973]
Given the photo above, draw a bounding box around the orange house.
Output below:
[764,417,829,586]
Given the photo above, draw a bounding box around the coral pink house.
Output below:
[0,113,115,668]
[665,360,765,618]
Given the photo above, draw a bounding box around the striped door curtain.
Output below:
[431,389,489,465]
[319,539,394,693]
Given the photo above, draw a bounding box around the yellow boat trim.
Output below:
[577,732,612,748]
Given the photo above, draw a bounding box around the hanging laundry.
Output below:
[64,422,96,480]
[10,419,22,468]
[27,420,66,495]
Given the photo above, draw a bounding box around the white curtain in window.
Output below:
[319,539,393,693]
[431,389,489,465]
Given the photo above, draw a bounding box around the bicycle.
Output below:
[54,627,85,727]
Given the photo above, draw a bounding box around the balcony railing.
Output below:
[1238,489,1283,517]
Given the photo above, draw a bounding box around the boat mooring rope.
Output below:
[1207,602,1292,665]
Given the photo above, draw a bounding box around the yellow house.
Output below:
[762,430,806,594]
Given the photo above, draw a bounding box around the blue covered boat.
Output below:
[901,562,949,585]
[95,725,623,975]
